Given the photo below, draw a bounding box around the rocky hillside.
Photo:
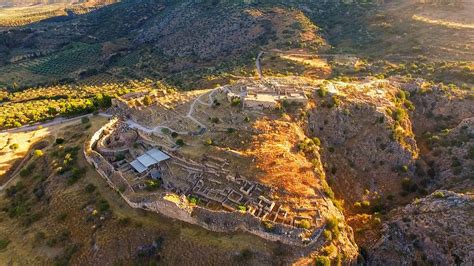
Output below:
[302,78,473,263]
[370,190,474,265]
[307,80,420,208]
[0,0,114,7]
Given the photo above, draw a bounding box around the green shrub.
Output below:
[404,101,415,111]
[326,216,338,230]
[81,116,90,124]
[322,244,337,256]
[145,180,160,191]
[175,139,185,146]
[393,108,406,122]
[315,255,330,266]
[231,97,241,106]
[323,229,332,241]
[312,137,321,146]
[322,184,335,199]
[433,191,445,199]
[262,221,275,232]
[317,87,328,98]
[33,149,44,157]
[298,219,311,229]
[326,215,341,238]
[115,154,125,161]
[98,199,110,212]
[0,238,10,251]
[298,137,323,154]
[19,163,35,177]
[187,195,199,205]
[401,165,409,172]
[9,143,19,150]
[85,183,96,193]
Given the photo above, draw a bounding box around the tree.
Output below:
[176,139,185,146]
[93,93,112,108]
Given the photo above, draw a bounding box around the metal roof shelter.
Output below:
[130,160,147,174]
[137,153,156,168]
[130,148,170,174]
[147,148,170,162]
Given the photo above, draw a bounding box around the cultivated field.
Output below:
[0,4,68,27]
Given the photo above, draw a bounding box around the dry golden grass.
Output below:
[0,128,49,178]
[412,14,474,29]
[245,118,320,198]
[0,4,67,27]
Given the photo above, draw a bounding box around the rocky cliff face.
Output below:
[307,80,419,206]
[370,190,474,265]
[303,79,473,264]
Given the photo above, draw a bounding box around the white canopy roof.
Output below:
[130,148,170,173]
[130,160,147,174]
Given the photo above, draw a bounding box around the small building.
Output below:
[231,84,309,110]
[130,148,170,174]
[243,93,278,109]
[281,92,308,105]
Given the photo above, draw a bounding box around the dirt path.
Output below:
[186,86,223,129]
[126,87,223,136]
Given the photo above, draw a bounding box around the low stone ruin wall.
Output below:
[191,207,308,245]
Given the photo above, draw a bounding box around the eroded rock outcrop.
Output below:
[370,190,474,265]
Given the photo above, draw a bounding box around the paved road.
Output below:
[0,112,113,134]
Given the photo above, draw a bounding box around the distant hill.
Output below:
[0,0,116,7]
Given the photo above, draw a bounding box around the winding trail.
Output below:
[126,120,188,135]
[126,86,224,136]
